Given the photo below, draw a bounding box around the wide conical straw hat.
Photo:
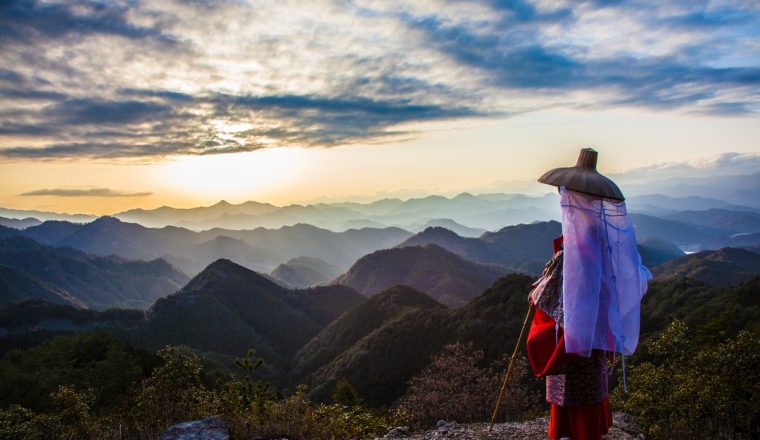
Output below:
[538,148,625,201]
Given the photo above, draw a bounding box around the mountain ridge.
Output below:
[334,243,508,306]
[0,236,188,310]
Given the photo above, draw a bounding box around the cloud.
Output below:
[42,98,174,125]
[0,0,176,43]
[0,0,758,159]
[20,187,153,197]
[402,7,760,111]
[611,151,760,183]
[0,91,484,158]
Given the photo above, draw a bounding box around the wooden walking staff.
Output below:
[488,303,534,433]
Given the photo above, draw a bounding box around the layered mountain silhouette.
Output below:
[3,252,759,406]
[652,247,760,287]
[0,265,85,309]
[0,207,95,223]
[139,259,365,370]
[624,172,760,209]
[333,244,507,307]
[396,222,560,275]
[662,209,760,234]
[628,213,730,250]
[625,194,758,214]
[289,285,445,386]
[1,258,366,377]
[291,274,536,405]
[0,217,412,276]
[117,200,279,228]
[0,299,146,355]
[194,223,411,271]
[636,236,686,267]
[395,222,685,275]
[271,257,342,288]
[0,236,187,310]
[166,235,280,276]
[0,216,41,229]
[106,192,561,231]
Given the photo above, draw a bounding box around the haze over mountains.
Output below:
[0,217,411,277]
[2,170,760,403]
[0,236,187,310]
[5,171,758,234]
[1,172,759,313]
[1,173,759,350]
[334,244,507,307]
[4,259,758,407]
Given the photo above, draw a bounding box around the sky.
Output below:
[1,0,759,214]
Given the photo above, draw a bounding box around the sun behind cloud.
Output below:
[160,147,306,201]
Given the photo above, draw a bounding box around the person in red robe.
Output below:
[526,148,650,440]
[527,236,613,440]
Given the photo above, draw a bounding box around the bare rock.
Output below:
[157,417,230,440]
[377,412,643,440]
[385,426,411,438]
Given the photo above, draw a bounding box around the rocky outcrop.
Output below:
[378,412,643,440]
[157,417,230,440]
[157,412,642,440]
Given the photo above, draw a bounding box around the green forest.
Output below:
[1,276,759,439]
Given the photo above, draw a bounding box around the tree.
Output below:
[131,346,213,437]
[332,379,359,406]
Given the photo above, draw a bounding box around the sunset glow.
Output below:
[0,0,758,214]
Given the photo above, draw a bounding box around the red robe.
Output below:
[526,237,613,440]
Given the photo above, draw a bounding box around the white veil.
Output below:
[560,187,652,357]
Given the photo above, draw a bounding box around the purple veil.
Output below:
[560,187,652,357]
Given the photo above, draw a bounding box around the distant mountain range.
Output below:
[271,257,343,289]
[0,265,85,309]
[4,172,759,234]
[108,193,560,231]
[0,217,412,276]
[0,208,95,223]
[623,173,760,209]
[636,236,686,267]
[334,244,507,307]
[3,249,760,404]
[0,259,366,379]
[0,236,187,310]
[661,209,760,234]
[397,222,560,275]
[394,222,686,274]
[625,194,758,215]
[0,216,41,229]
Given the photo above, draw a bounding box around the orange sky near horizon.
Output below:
[1,109,759,215]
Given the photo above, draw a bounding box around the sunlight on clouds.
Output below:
[161,148,306,199]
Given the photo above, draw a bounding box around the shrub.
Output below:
[0,405,54,440]
[613,320,760,440]
[332,379,359,406]
[397,342,540,428]
[129,346,215,438]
